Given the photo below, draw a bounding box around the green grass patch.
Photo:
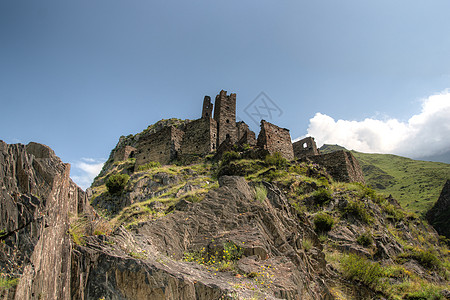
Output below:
[313,213,334,233]
[342,201,373,224]
[254,184,267,203]
[137,161,161,171]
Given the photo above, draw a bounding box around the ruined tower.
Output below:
[201,96,213,119]
[293,137,320,159]
[213,90,237,146]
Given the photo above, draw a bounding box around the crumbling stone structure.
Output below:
[135,126,184,166]
[113,145,136,162]
[180,118,217,157]
[134,90,256,165]
[131,89,365,185]
[293,137,320,159]
[202,96,213,119]
[257,120,294,160]
[236,121,257,147]
[214,90,237,145]
[303,150,365,183]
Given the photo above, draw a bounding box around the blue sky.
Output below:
[1,1,450,189]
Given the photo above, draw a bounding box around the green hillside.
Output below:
[320,145,450,215]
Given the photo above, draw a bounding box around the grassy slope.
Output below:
[320,144,450,215]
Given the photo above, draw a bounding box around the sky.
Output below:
[1,1,450,189]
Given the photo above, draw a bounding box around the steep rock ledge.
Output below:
[0,141,91,299]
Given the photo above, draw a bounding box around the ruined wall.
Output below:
[201,96,213,119]
[256,120,294,160]
[306,150,365,183]
[236,121,256,147]
[293,137,320,159]
[113,145,136,162]
[135,126,184,166]
[180,118,217,158]
[214,90,237,145]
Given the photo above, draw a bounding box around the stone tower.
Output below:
[293,137,320,159]
[201,96,213,119]
[213,90,237,145]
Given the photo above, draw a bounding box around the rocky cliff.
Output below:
[426,180,450,240]
[0,141,91,299]
[1,140,450,299]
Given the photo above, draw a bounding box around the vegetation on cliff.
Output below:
[84,148,450,299]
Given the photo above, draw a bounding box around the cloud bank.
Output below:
[70,158,104,190]
[301,90,450,159]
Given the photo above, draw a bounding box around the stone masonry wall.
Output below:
[293,137,320,159]
[180,118,217,158]
[113,145,136,162]
[135,126,184,166]
[236,121,256,146]
[202,96,213,119]
[256,120,294,160]
[306,150,365,183]
[214,90,237,146]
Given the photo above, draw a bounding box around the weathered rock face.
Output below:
[72,176,332,300]
[0,141,90,300]
[426,179,450,239]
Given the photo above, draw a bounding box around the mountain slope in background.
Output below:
[320,144,450,215]
[418,150,450,164]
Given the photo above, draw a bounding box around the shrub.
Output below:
[137,161,161,171]
[265,152,287,169]
[357,232,374,247]
[221,151,241,165]
[302,238,313,251]
[313,213,334,232]
[313,188,332,206]
[398,249,441,270]
[255,184,267,202]
[343,201,373,224]
[0,275,18,291]
[223,241,243,261]
[403,284,446,300]
[383,204,405,222]
[106,173,130,194]
[341,253,384,288]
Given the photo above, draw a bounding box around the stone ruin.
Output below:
[113,89,365,183]
[293,137,320,159]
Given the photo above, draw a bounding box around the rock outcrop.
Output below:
[426,179,450,239]
[0,141,91,299]
[72,176,332,299]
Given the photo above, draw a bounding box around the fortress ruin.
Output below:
[113,90,365,183]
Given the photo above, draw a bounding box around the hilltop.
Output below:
[1,90,449,299]
[320,144,450,215]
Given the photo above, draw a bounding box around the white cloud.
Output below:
[300,90,450,158]
[70,158,105,190]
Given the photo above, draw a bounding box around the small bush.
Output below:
[313,213,334,232]
[403,285,446,300]
[221,151,241,165]
[343,201,373,224]
[313,188,332,206]
[383,204,405,222]
[106,174,130,194]
[357,232,374,247]
[255,184,267,202]
[341,253,384,288]
[137,161,161,171]
[223,241,243,261]
[398,249,441,270]
[0,275,18,291]
[265,152,287,169]
[302,238,313,251]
